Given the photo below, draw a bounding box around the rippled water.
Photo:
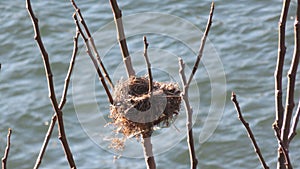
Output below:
[1,0,300,169]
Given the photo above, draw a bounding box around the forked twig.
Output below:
[187,2,214,86]
[143,36,153,93]
[33,31,80,169]
[178,58,198,169]
[26,1,77,168]
[70,0,114,90]
[109,0,135,77]
[2,128,12,169]
[231,92,269,169]
[281,0,300,146]
[73,13,114,104]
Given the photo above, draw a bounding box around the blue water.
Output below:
[1,0,300,168]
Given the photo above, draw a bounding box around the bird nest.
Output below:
[109,76,181,142]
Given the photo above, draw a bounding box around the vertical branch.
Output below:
[281,0,300,146]
[231,93,269,169]
[109,0,135,77]
[33,31,80,169]
[142,136,156,169]
[288,99,300,142]
[26,1,77,168]
[187,2,214,86]
[73,13,114,104]
[143,36,153,93]
[2,128,12,169]
[70,0,114,89]
[178,58,198,169]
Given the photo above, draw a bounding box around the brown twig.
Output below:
[281,0,300,147]
[33,31,80,169]
[26,1,77,168]
[2,128,12,169]
[143,36,153,93]
[231,92,269,169]
[273,125,293,169]
[275,1,291,168]
[142,136,156,169]
[288,99,300,142]
[109,0,135,77]
[73,13,114,104]
[178,58,198,169]
[187,2,214,86]
[70,0,114,90]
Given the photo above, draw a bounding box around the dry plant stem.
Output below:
[273,125,293,169]
[142,136,156,169]
[70,0,114,89]
[187,2,214,86]
[73,14,114,104]
[288,99,300,142]
[231,92,269,169]
[143,36,153,93]
[33,31,79,169]
[178,58,198,169]
[26,1,77,168]
[109,0,135,77]
[275,0,290,131]
[281,0,300,147]
[2,128,12,169]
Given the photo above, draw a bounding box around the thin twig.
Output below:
[2,128,12,169]
[288,99,300,142]
[178,58,198,169]
[26,1,77,168]
[33,31,80,169]
[143,36,153,94]
[231,92,269,169]
[281,0,300,147]
[109,0,135,77]
[187,2,214,86]
[70,0,114,90]
[273,125,293,169]
[142,136,156,169]
[275,1,291,168]
[73,13,114,104]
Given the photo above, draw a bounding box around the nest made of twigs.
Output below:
[109,76,181,141]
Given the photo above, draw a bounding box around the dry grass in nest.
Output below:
[108,76,181,149]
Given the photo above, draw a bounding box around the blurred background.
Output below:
[0,0,300,168]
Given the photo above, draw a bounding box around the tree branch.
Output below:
[187,2,214,86]
[33,31,80,169]
[178,58,198,169]
[73,13,114,104]
[2,128,12,169]
[231,92,269,169]
[26,1,77,168]
[109,0,135,77]
[70,0,114,90]
[143,36,153,93]
[288,99,300,142]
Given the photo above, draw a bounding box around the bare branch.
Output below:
[109,0,135,77]
[273,125,293,169]
[26,1,77,168]
[231,92,269,169]
[143,36,153,94]
[70,0,114,89]
[187,2,214,86]
[288,99,300,142]
[142,136,156,169]
[73,13,114,104]
[178,58,198,169]
[281,0,300,147]
[2,128,12,169]
[33,31,80,169]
